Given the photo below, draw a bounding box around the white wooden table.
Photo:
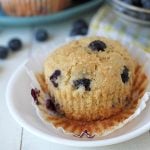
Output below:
[0,12,150,150]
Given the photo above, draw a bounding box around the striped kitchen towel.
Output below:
[89,5,150,53]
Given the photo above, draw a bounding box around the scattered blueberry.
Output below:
[121,0,150,8]
[141,0,150,9]
[50,70,61,88]
[139,13,147,20]
[121,0,132,5]
[35,29,49,42]
[8,38,22,51]
[46,98,56,112]
[73,19,88,30]
[132,0,142,7]
[88,40,106,52]
[73,78,91,91]
[0,46,9,59]
[141,0,147,3]
[70,19,88,36]
[121,66,129,83]
[70,28,88,36]
[31,88,40,105]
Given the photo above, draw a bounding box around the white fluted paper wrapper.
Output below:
[25,36,150,137]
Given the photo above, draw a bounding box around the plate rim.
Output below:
[0,0,103,26]
[6,61,150,147]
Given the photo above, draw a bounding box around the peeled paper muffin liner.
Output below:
[25,38,150,138]
[1,0,70,16]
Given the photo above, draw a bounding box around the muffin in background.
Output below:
[0,0,71,16]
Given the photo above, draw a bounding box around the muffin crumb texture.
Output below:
[44,36,135,121]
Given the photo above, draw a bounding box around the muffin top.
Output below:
[44,36,135,121]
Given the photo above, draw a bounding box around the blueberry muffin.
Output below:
[44,36,135,122]
[0,0,70,16]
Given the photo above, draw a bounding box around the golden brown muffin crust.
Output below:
[44,36,135,121]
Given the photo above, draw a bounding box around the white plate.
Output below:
[6,61,150,147]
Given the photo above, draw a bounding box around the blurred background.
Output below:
[0,0,150,150]
[0,0,149,62]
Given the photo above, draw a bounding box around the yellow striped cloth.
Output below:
[89,5,150,53]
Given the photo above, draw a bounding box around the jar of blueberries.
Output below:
[108,0,150,25]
